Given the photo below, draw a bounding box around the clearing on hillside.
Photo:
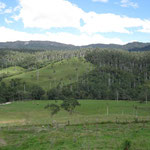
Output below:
[3,57,93,90]
[0,66,26,78]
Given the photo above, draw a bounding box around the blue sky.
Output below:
[0,0,150,45]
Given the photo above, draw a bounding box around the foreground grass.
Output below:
[0,100,150,149]
[1,122,150,150]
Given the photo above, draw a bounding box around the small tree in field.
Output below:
[61,98,80,115]
[44,104,60,117]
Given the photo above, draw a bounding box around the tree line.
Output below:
[0,79,45,103]
[0,49,88,71]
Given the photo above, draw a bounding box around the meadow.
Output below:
[0,100,150,149]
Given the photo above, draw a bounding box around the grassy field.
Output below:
[0,100,150,126]
[1,122,150,150]
[0,66,26,78]
[0,100,150,150]
[3,58,93,90]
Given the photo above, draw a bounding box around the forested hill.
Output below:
[0,41,150,51]
[129,45,150,52]
[82,42,150,51]
[0,41,77,51]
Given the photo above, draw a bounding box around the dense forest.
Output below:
[48,49,150,102]
[1,47,150,103]
[0,49,87,70]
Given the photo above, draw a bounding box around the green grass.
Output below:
[0,100,150,126]
[0,66,26,78]
[1,122,150,150]
[3,57,93,90]
[0,100,150,150]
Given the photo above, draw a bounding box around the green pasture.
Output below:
[0,100,150,150]
[3,58,93,90]
[0,100,150,127]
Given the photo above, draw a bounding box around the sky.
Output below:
[0,0,150,46]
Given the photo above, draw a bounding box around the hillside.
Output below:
[0,66,26,79]
[3,58,93,90]
[129,44,150,51]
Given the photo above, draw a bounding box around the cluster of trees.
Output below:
[0,79,45,103]
[47,49,150,102]
[45,98,80,117]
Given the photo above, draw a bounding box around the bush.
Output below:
[123,140,131,150]
[30,85,45,100]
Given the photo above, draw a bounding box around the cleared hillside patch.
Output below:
[0,66,26,78]
[3,58,93,90]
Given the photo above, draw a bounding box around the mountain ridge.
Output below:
[0,41,150,51]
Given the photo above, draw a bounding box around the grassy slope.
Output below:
[0,66,26,78]
[0,100,150,150]
[3,58,93,90]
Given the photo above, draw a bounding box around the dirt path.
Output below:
[0,119,26,124]
[0,102,12,106]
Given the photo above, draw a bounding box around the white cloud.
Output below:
[0,2,6,11]
[0,4,19,14]
[139,20,150,33]
[11,15,20,21]
[92,0,108,3]
[14,5,21,12]
[45,32,124,45]
[0,26,47,42]
[4,8,12,14]
[0,26,124,45]
[5,18,13,24]
[120,0,138,8]
[14,0,150,35]
[0,5,20,14]
[17,0,85,29]
[80,13,145,34]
